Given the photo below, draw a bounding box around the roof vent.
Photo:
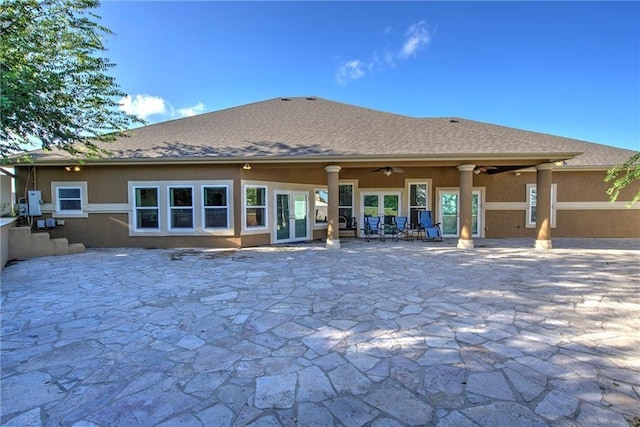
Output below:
[280,97,291,101]
[449,119,459,123]
[305,97,316,101]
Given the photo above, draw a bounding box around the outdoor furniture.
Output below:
[338,216,358,237]
[416,210,443,242]
[382,215,396,240]
[392,216,412,241]
[364,216,385,242]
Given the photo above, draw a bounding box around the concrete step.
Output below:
[8,225,85,260]
[68,243,85,254]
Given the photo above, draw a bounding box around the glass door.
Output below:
[361,192,400,236]
[437,190,481,237]
[275,191,309,243]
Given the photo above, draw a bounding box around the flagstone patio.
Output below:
[1,238,639,426]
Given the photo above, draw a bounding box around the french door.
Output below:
[361,192,401,236]
[275,191,309,243]
[437,190,482,237]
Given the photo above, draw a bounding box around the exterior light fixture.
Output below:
[243,163,251,170]
[73,166,81,172]
[65,165,81,172]
[383,169,392,176]
[554,160,567,166]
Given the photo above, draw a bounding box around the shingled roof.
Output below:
[24,97,636,167]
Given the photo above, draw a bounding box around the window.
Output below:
[338,184,354,220]
[203,186,228,229]
[52,182,88,218]
[245,186,267,228]
[527,184,557,228]
[408,183,428,226]
[57,187,82,213]
[134,187,159,229]
[169,186,194,229]
[315,189,328,225]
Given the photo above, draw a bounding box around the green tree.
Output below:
[0,0,142,161]
[605,152,640,206]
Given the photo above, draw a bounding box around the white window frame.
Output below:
[168,186,195,231]
[526,184,557,228]
[51,181,87,218]
[202,185,230,230]
[128,180,234,237]
[244,185,268,230]
[338,183,355,220]
[133,186,160,231]
[314,188,328,226]
[406,180,430,227]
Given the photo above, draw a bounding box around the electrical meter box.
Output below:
[27,190,42,216]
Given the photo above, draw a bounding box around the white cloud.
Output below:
[119,94,167,120]
[176,102,206,118]
[335,21,434,85]
[119,95,206,121]
[336,60,366,85]
[398,21,432,59]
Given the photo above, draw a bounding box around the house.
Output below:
[9,96,640,252]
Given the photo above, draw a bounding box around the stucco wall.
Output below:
[14,164,640,248]
[1,218,17,269]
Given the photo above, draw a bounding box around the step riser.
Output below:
[8,227,84,259]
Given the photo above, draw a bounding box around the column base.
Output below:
[326,239,341,250]
[457,239,474,249]
[535,239,552,250]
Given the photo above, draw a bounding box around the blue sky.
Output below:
[98,1,639,151]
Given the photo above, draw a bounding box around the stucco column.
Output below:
[325,165,342,249]
[535,163,553,250]
[457,164,475,249]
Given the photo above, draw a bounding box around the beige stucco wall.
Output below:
[14,164,640,248]
[1,218,17,269]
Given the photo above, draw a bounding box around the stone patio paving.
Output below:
[1,238,639,426]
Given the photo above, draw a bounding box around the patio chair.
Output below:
[364,216,385,242]
[382,215,396,240]
[392,216,411,241]
[416,210,443,242]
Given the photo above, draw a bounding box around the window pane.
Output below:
[136,188,158,207]
[170,188,192,207]
[246,207,265,227]
[530,188,537,206]
[315,190,328,223]
[246,187,265,207]
[410,184,427,206]
[171,208,193,228]
[60,200,81,211]
[59,188,81,199]
[338,207,353,219]
[205,208,227,228]
[338,184,352,206]
[410,208,421,226]
[137,208,158,228]
[205,187,226,207]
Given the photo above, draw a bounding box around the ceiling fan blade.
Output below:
[391,167,404,173]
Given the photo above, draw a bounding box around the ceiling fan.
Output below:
[371,166,404,176]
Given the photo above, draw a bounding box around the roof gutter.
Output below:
[10,151,583,167]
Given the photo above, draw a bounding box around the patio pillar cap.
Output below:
[457,164,476,172]
[325,165,342,173]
